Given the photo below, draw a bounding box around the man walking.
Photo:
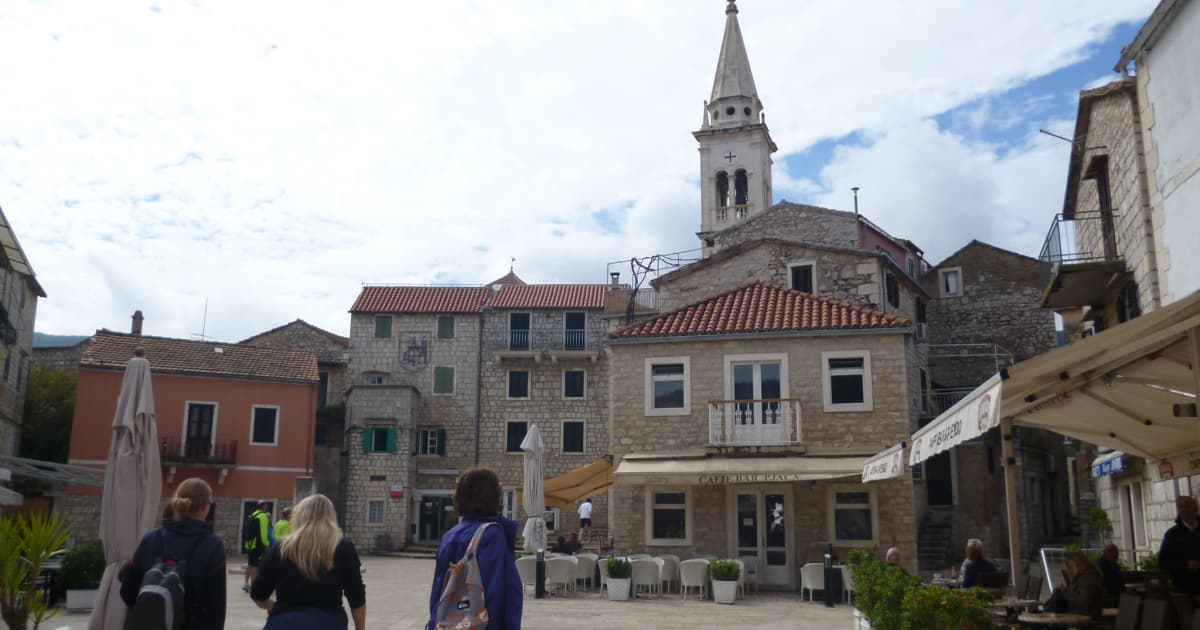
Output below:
[1160,495,1200,595]
[242,501,271,593]
[578,497,594,540]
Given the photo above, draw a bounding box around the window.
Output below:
[906,256,916,278]
[828,487,877,545]
[563,370,585,399]
[885,272,900,308]
[1117,282,1141,323]
[317,372,329,408]
[249,405,279,445]
[788,262,815,293]
[437,316,455,339]
[645,489,691,545]
[822,351,873,411]
[502,490,516,521]
[433,367,455,394]
[366,372,386,386]
[543,508,561,533]
[726,353,787,426]
[562,421,584,453]
[418,428,447,456]
[374,315,393,338]
[939,267,962,297]
[564,312,586,350]
[505,421,528,453]
[183,402,217,458]
[362,426,396,453]
[916,299,926,324]
[509,313,530,350]
[644,357,690,416]
[314,423,328,446]
[507,370,529,399]
[368,500,385,525]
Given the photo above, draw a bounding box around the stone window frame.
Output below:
[367,499,386,526]
[374,314,393,338]
[644,487,693,546]
[506,369,530,400]
[561,419,586,454]
[505,420,529,454]
[433,366,455,395]
[821,350,873,412]
[417,428,445,456]
[786,259,817,294]
[248,404,280,447]
[644,356,691,417]
[939,266,963,297]
[562,368,586,400]
[826,483,879,547]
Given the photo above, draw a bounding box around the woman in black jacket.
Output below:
[120,477,227,629]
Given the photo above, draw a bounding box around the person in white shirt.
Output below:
[577,498,594,540]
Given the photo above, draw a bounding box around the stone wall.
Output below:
[710,202,859,253]
[32,341,89,373]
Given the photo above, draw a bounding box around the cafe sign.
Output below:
[862,443,905,483]
[909,373,1003,466]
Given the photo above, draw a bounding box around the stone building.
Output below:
[32,338,89,373]
[240,319,350,515]
[341,277,613,551]
[0,206,45,467]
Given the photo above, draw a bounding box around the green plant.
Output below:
[848,547,921,630]
[710,559,740,581]
[1137,552,1160,572]
[606,557,632,579]
[1089,507,1114,543]
[58,540,105,590]
[0,512,72,630]
[900,584,993,630]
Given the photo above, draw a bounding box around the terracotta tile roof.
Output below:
[489,271,526,286]
[611,283,908,339]
[350,286,493,314]
[81,331,319,383]
[489,284,607,309]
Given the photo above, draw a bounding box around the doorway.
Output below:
[418,495,456,542]
[731,361,784,444]
[730,488,793,586]
[184,402,216,459]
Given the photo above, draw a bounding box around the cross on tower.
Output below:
[724,151,737,163]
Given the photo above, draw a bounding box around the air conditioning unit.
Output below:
[915,323,928,341]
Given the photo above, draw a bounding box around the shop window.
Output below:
[644,357,690,416]
[645,489,691,545]
[828,487,876,545]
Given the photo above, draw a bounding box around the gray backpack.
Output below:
[130,532,203,630]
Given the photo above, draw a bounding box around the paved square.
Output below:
[51,556,854,629]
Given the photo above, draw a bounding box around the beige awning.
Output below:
[910,374,1002,465]
[614,453,868,485]
[862,443,906,482]
[517,458,613,510]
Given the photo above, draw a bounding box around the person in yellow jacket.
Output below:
[272,507,293,541]
[242,501,271,593]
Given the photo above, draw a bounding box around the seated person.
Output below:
[960,538,997,588]
[1097,543,1125,600]
[564,533,582,555]
[1045,552,1105,619]
[551,536,568,553]
[886,547,902,567]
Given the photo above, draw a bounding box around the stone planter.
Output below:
[712,579,738,604]
[66,588,98,613]
[853,608,872,630]
[607,577,631,601]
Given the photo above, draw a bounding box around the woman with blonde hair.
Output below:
[251,494,366,630]
[120,477,227,629]
[1045,552,1104,618]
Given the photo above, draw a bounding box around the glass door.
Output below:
[733,489,792,586]
[731,362,783,444]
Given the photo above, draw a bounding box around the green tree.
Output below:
[18,367,76,463]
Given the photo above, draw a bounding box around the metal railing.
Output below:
[508,329,530,351]
[922,388,976,417]
[497,329,597,353]
[160,437,238,466]
[1038,210,1121,294]
[564,329,586,351]
[708,398,803,447]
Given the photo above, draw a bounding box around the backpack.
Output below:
[433,522,497,630]
[129,531,204,630]
[242,511,262,552]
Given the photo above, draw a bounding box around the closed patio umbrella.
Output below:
[89,351,161,630]
[520,424,546,552]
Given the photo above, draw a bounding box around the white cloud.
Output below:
[0,0,1155,339]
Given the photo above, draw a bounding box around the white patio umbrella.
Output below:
[520,424,547,552]
[89,351,161,630]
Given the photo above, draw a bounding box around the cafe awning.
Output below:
[614,453,867,485]
[909,374,1003,465]
[519,458,613,510]
[862,443,906,482]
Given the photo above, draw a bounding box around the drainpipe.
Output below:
[474,308,485,465]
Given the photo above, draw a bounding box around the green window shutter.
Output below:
[375,315,392,338]
[436,428,447,456]
[434,367,454,394]
[362,428,374,453]
[385,428,397,453]
[437,316,455,339]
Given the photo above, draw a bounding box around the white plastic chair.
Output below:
[800,562,825,602]
[515,556,537,592]
[841,565,854,603]
[679,559,710,600]
[574,554,597,590]
[629,553,651,560]
[631,558,661,599]
[733,559,747,597]
[546,557,578,596]
[657,554,680,593]
[597,556,611,594]
[737,555,760,594]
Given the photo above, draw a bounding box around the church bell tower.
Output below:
[695,0,777,251]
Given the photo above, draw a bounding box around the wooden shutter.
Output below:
[362,428,374,452]
[385,428,397,453]
[437,316,454,339]
[434,367,454,393]
[436,428,447,456]
[375,315,392,338]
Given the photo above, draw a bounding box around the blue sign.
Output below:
[1092,454,1125,478]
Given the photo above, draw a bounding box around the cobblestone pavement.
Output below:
[51,556,854,629]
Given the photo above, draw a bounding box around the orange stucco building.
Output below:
[65,329,318,550]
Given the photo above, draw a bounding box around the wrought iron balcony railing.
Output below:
[1038,210,1122,297]
[160,437,238,467]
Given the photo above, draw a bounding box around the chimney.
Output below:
[132,310,144,335]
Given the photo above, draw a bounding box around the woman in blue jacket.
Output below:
[428,467,522,629]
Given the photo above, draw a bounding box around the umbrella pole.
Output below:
[536,549,546,599]
[1001,418,1024,586]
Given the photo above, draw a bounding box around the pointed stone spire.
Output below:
[710,0,758,103]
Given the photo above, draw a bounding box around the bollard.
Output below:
[535,549,546,599]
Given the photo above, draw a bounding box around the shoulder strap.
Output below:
[155,529,167,561]
[463,522,496,561]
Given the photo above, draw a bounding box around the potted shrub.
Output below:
[710,559,740,604]
[901,583,992,629]
[605,557,632,601]
[59,540,105,613]
[847,547,920,630]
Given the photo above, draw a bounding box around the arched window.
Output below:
[715,171,730,208]
[734,169,749,206]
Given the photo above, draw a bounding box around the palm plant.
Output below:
[0,513,72,629]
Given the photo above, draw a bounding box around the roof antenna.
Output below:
[510,257,516,273]
[191,298,212,341]
[851,187,861,248]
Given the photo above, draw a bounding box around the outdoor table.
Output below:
[1101,607,1118,618]
[987,598,1037,610]
[929,578,960,588]
[1016,612,1092,628]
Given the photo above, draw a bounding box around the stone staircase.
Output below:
[581,528,609,554]
[917,510,955,572]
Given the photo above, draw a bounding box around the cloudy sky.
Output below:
[2,0,1155,341]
